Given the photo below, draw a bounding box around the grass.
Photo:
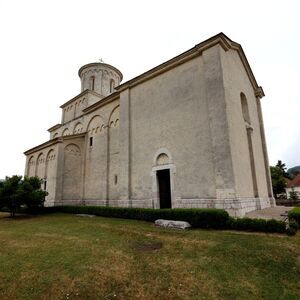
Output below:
[0,213,299,299]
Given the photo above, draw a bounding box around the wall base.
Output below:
[46,197,275,217]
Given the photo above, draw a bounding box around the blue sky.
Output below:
[0,0,299,178]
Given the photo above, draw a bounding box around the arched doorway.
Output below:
[152,151,174,209]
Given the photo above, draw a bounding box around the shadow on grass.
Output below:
[0,213,37,221]
[131,240,163,252]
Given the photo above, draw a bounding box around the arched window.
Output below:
[240,93,250,124]
[110,79,115,93]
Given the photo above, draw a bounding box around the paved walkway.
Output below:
[245,206,294,221]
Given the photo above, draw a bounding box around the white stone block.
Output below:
[155,219,191,230]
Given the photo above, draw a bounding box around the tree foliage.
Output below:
[270,162,287,197]
[0,176,47,217]
[289,188,299,200]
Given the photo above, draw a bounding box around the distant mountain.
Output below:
[287,166,300,176]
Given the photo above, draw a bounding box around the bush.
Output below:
[288,207,300,226]
[286,220,299,236]
[46,206,230,229]
[6,204,295,235]
[0,176,47,217]
[228,217,286,233]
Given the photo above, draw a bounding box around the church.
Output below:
[24,33,275,217]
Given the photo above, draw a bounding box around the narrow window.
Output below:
[43,180,47,191]
[241,93,250,124]
[110,79,115,93]
[90,76,95,91]
[89,136,93,146]
[114,175,118,185]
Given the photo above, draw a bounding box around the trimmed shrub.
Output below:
[4,205,293,235]
[286,220,299,236]
[288,207,300,226]
[228,217,286,233]
[47,206,230,229]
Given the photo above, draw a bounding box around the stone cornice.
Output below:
[60,90,102,109]
[229,40,263,95]
[24,133,86,155]
[24,138,62,155]
[115,46,200,92]
[62,133,86,140]
[78,63,123,81]
[82,92,120,114]
[255,86,265,99]
[47,124,62,132]
[195,34,232,54]
[115,32,262,94]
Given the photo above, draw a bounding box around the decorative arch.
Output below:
[108,105,120,128]
[87,115,105,135]
[62,128,70,136]
[36,153,44,165]
[36,152,45,179]
[156,153,169,166]
[27,156,35,177]
[64,144,81,156]
[73,122,83,134]
[44,149,56,195]
[153,148,173,166]
[107,105,120,200]
[46,149,55,161]
[63,143,82,200]
[151,148,175,209]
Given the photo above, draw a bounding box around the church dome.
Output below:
[78,63,123,98]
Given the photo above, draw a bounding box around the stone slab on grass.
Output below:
[155,219,191,230]
[76,214,96,218]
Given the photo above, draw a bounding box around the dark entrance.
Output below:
[157,169,172,209]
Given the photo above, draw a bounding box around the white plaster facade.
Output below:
[24,33,275,216]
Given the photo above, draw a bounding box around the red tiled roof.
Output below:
[287,174,300,188]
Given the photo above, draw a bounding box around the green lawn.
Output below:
[0,213,299,299]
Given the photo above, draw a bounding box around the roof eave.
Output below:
[115,32,262,95]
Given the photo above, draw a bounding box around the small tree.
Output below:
[22,176,47,212]
[0,175,47,217]
[270,166,287,197]
[289,187,299,201]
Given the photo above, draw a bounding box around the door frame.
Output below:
[156,168,172,209]
[151,148,176,209]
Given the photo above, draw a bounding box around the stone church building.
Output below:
[24,33,275,216]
